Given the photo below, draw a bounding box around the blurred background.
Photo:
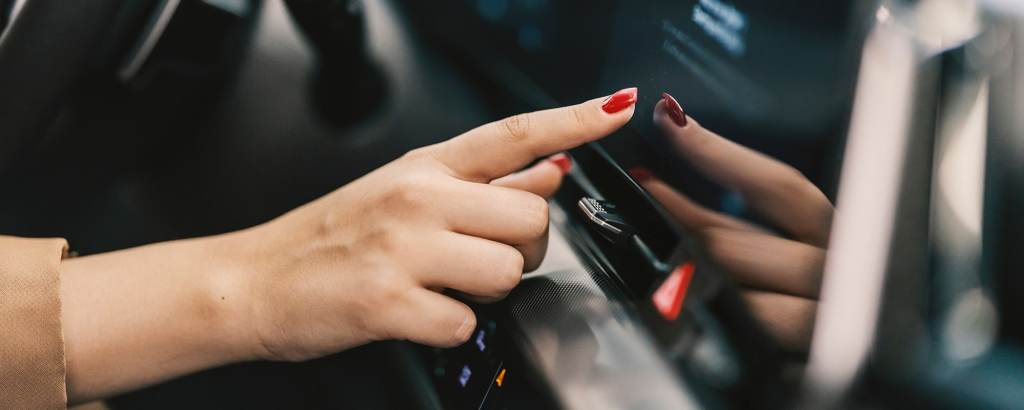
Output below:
[0,0,1022,408]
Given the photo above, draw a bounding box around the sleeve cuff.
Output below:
[0,236,69,409]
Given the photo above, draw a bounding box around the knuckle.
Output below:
[370,269,408,303]
[493,250,525,293]
[402,146,453,174]
[522,195,550,238]
[500,113,532,143]
[569,104,590,134]
[401,146,436,162]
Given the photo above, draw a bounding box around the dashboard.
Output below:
[399,0,876,408]
[402,2,1024,409]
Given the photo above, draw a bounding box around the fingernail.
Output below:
[456,315,475,342]
[661,92,688,127]
[547,153,572,174]
[628,166,655,183]
[602,87,638,114]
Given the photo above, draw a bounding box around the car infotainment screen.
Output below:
[421,0,869,217]
[600,0,867,214]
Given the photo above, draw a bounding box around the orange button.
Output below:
[651,262,695,321]
[495,368,507,387]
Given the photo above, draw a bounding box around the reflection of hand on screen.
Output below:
[632,93,834,351]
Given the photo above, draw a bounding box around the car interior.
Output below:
[1,0,1022,409]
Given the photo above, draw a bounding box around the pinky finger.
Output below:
[387,288,476,348]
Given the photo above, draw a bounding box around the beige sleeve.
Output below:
[0,235,69,409]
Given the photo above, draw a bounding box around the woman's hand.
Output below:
[59,89,637,403]
[633,94,833,351]
[223,90,637,362]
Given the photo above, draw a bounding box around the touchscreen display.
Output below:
[442,0,868,218]
[595,0,867,219]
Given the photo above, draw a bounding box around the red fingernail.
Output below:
[602,87,638,113]
[547,153,572,174]
[661,92,687,127]
[628,166,655,183]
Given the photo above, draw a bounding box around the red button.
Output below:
[651,262,695,321]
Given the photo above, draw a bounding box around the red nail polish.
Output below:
[547,153,572,174]
[628,166,655,183]
[602,87,638,113]
[661,92,687,127]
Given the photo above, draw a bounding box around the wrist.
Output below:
[196,228,269,363]
[58,231,275,400]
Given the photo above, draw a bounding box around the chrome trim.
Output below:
[576,198,624,236]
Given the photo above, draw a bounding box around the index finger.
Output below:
[431,88,637,182]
